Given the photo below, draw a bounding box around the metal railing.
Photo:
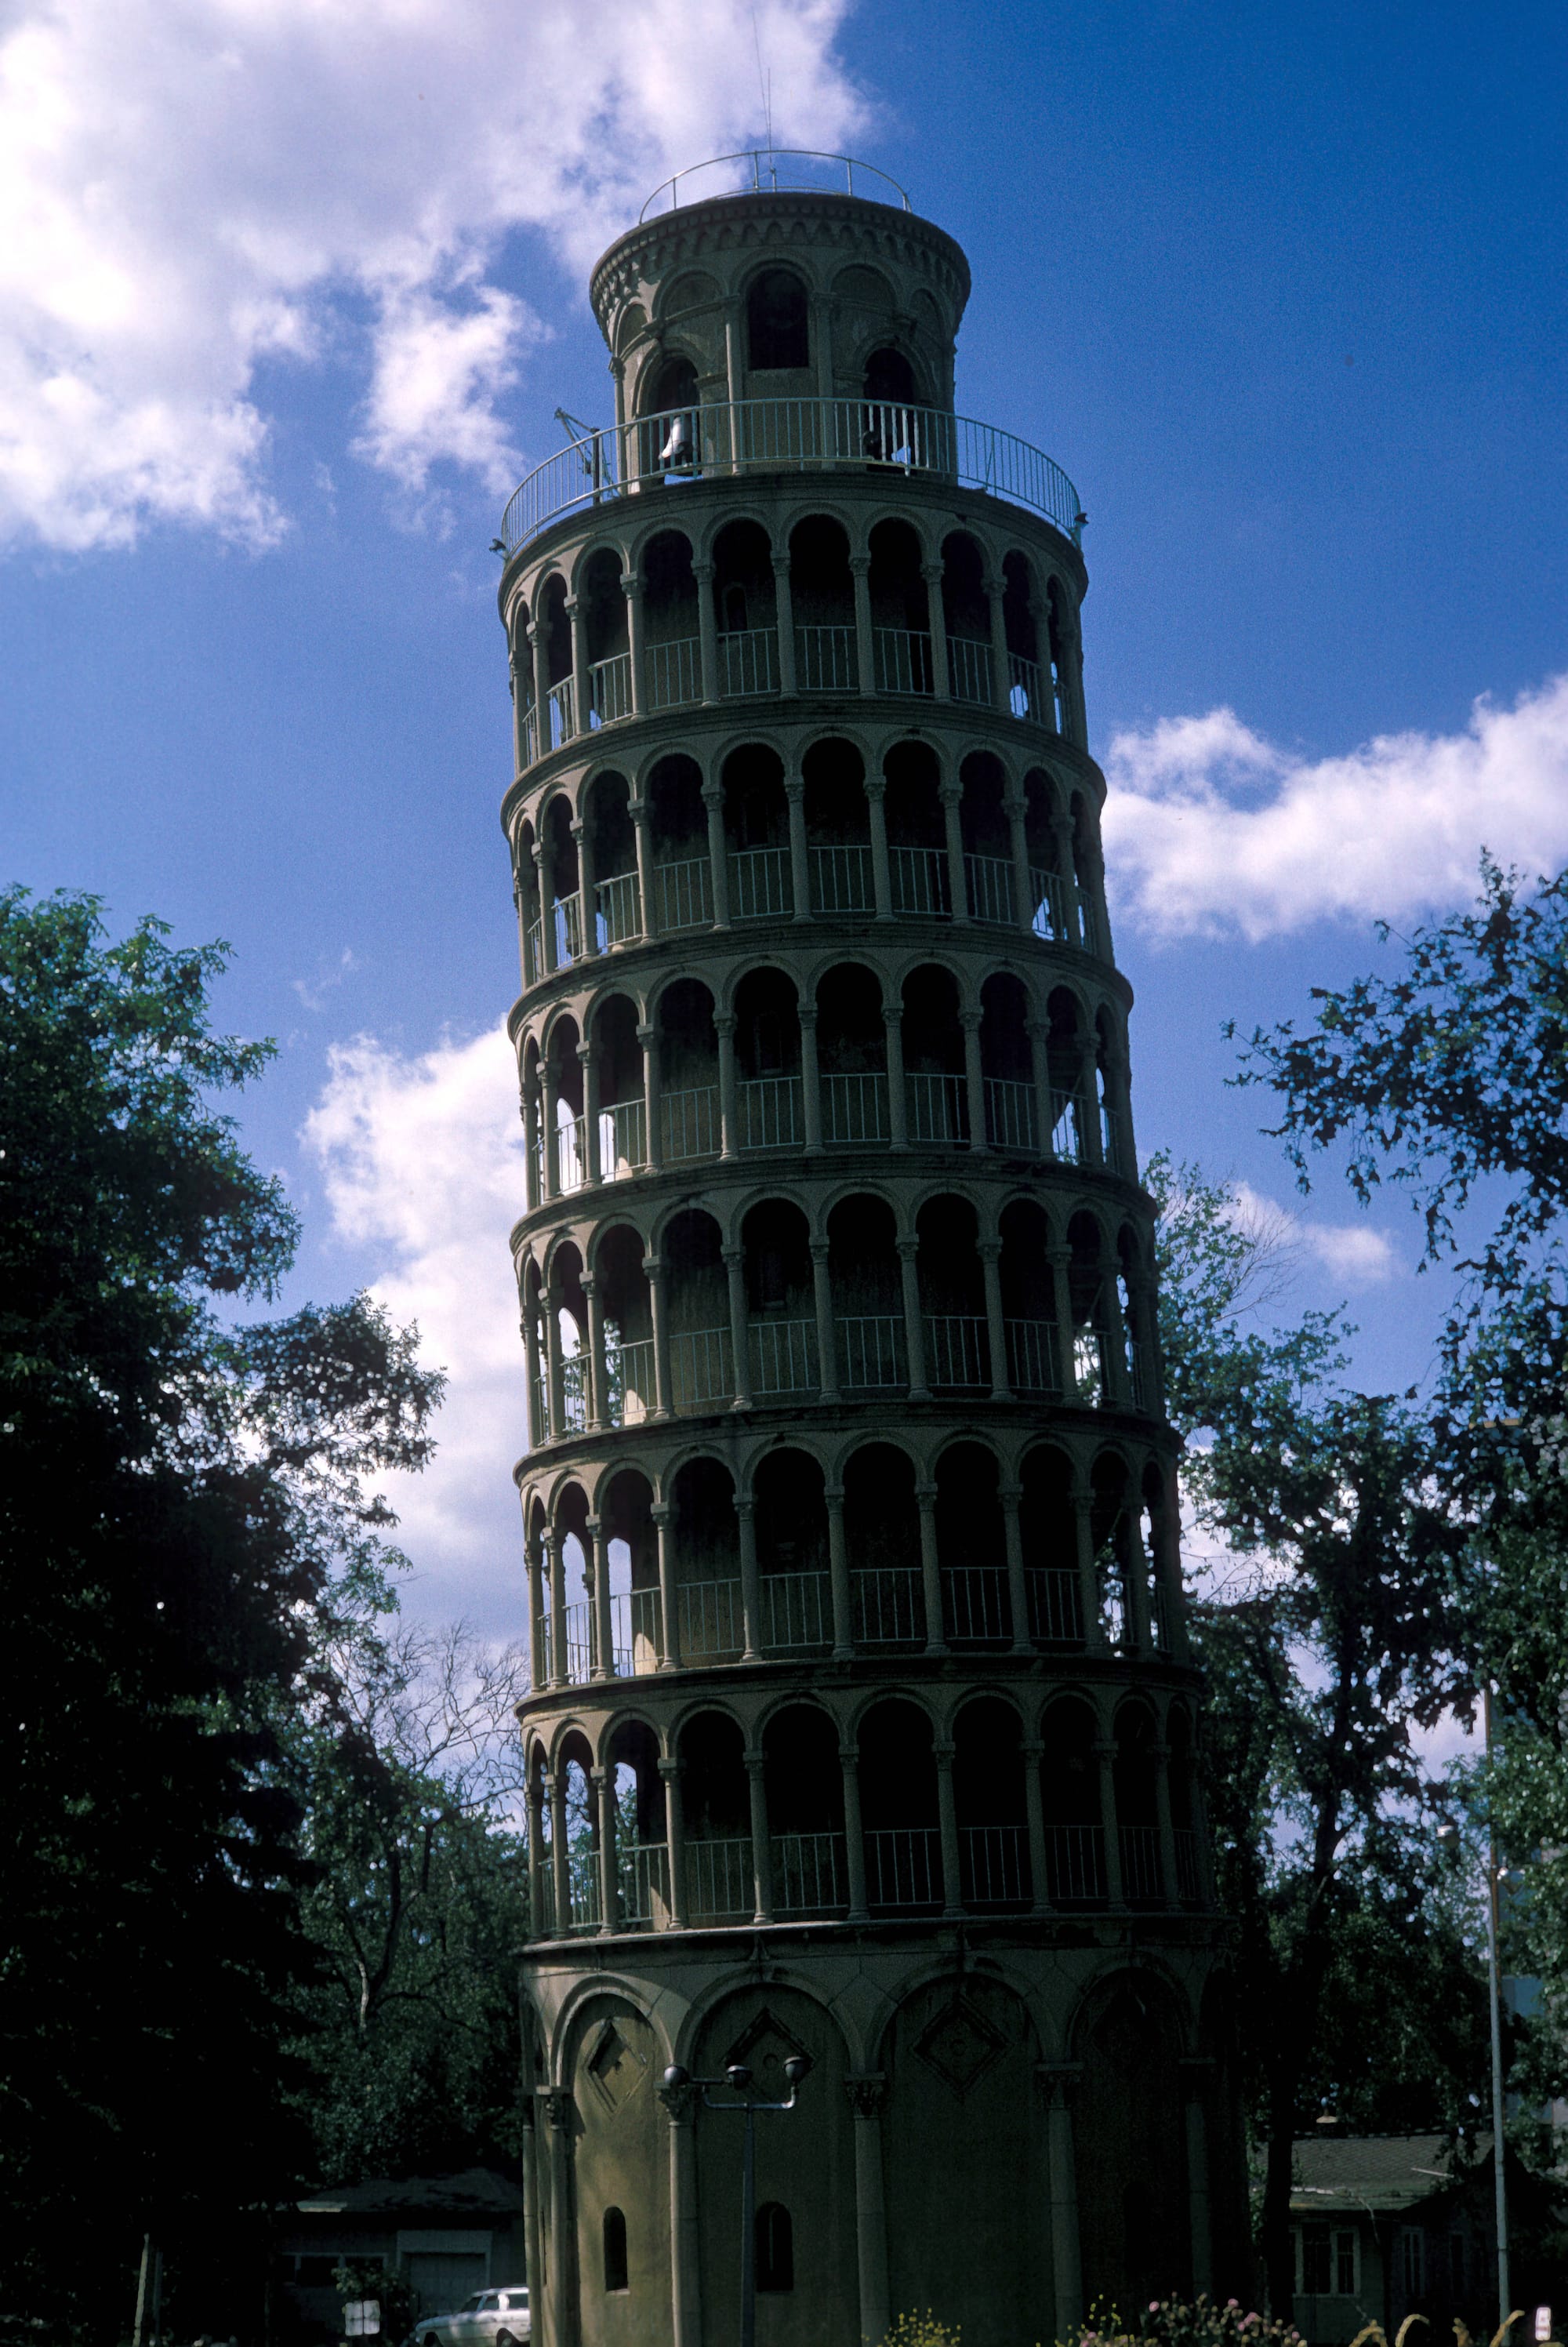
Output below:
[589,651,632,726]
[739,1073,800,1149]
[531,1375,550,1448]
[966,852,1014,926]
[647,635,702,710]
[864,1825,942,1909]
[678,1575,744,1661]
[1029,866,1069,942]
[943,1564,1011,1642]
[962,1823,1029,1906]
[1045,1823,1105,1906]
[685,1837,753,1924]
[546,676,575,748]
[499,397,1083,559]
[599,1095,647,1177]
[670,1325,732,1411]
[854,1565,922,1644]
[640,150,913,220]
[749,1317,816,1397]
[604,1334,656,1426]
[718,626,779,698]
[1006,1317,1060,1397]
[874,626,934,696]
[521,706,539,768]
[618,1838,670,1927]
[552,892,582,967]
[838,1313,906,1390]
[924,1313,988,1390]
[524,917,543,983]
[595,869,641,948]
[1008,650,1049,725]
[772,1831,846,1914]
[822,1070,888,1143]
[660,1082,719,1161]
[811,841,873,912]
[560,1354,589,1433]
[554,1114,587,1194]
[1175,1828,1200,1904]
[1073,1328,1107,1405]
[654,853,713,932]
[568,1846,601,1931]
[562,1600,592,1683]
[730,844,792,919]
[1120,1825,1163,1903]
[761,1571,831,1651]
[532,1862,555,1936]
[610,1588,662,1677]
[907,1070,967,1143]
[1027,1565,1083,1644]
[946,635,993,707]
[1050,1090,1083,1161]
[796,623,857,691]
[985,1074,1038,1151]
[890,842,949,915]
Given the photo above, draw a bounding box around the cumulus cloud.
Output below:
[0,0,864,550]
[303,1023,528,1632]
[1103,674,1568,941]
[1228,1179,1397,1290]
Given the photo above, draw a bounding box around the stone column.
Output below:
[785,772,811,920]
[1022,1738,1049,1915]
[1123,1506,1153,1652]
[884,1002,909,1150]
[522,1078,542,1211]
[979,1237,1009,1394]
[702,779,731,928]
[659,1757,688,1927]
[960,1006,988,1152]
[567,596,590,735]
[897,1236,929,1399]
[523,1292,546,1448]
[939,779,967,922]
[693,558,719,706]
[1073,1483,1104,1651]
[1053,812,1080,946]
[826,1481,854,1659]
[622,570,645,717]
[547,1526,568,1688]
[935,1738,963,1917]
[1096,1739,1125,1906]
[923,562,950,700]
[525,1515,547,1691]
[658,2069,702,2347]
[593,1764,618,1935]
[985,572,1011,714]
[525,1764,545,1934]
[916,1479,947,1655]
[588,1514,612,1683]
[865,774,893,919]
[811,1239,839,1402]
[1028,1018,1054,1161]
[840,1744,869,1922]
[1004,787,1033,932]
[652,1499,681,1668]
[1000,1478,1031,1657]
[532,841,552,972]
[549,1772,571,1936]
[745,1749,774,1924]
[845,2077,891,2346]
[800,1005,823,1150]
[1041,2065,1084,2338]
[644,1252,673,1422]
[578,1041,601,1183]
[544,1276,566,1437]
[723,1241,751,1408]
[529,619,550,749]
[1153,1738,1180,1909]
[637,1019,662,1173]
[1181,2062,1214,2298]
[716,1012,739,1161]
[583,1273,606,1432]
[1080,1038,1105,1169]
[543,2087,580,2347]
[1051,1248,1076,1399]
[735,1494,762,1662]
[772,553,797,696]
[850,553,875,697]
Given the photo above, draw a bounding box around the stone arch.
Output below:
[1070,1968,1192,2310]
[564,1988,670,2346]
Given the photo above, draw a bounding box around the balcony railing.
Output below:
[730,844,792,919]
[838,1313,905,1390]
[739,1073,800,1149]
[595,868,641,948]
[761,1571,831,1652]
[552,892,582,968]
[610,1588,662,1677]
[1029,866,1069,943]
[499,398,1083,558]
[718,626,779,698]
[943,1564,1010,1643]
[678,1575,744,1662]
[985,1074,1038,1152]
[603,1334,655,1427]
[660,1082,719,1162]
[524,917,543,983]
[924,1313,988,1390]
[567,1846,601,1931]
[554,1114,587,1194]
[560,1354,588,1433]
[749,1316,816,1397]
[961,1823,1029,1906]
[670,1325,732,1411]
[966,852,1014,926]
[946,635,993,707]
[907,1070,967,1143]
[874,626,934,696]
[1026,1565,1083,1644]
[618,1838,670,1927]
[598,1095,647,1177]
[890,843,949,916]
[546,676,575,749]
[1045,1823,1105,1906]
[1008,650,1049,725]
[822,1070,888,1143]
[811,841,873,913]
[772,1831,846,1915]
[562,1600,592,1684]
[854,1565,922,1644]
[796,623,857,691]
[1174,1828,1200,1904]
[1120,1824,1163,1904]
[864,1825,942,1910]
[1051,1091,1083,1161]
[647,635,701,710]
[653,854,713,933]
[589,651,632,726]
[685,1837,752,1924]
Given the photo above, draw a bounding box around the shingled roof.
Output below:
[1289,2135,1487,2215]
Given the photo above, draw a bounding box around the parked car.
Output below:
[412,2288,529,2347]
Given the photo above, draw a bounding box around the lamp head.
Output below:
[782,2055,812,2088]
[662,2064,691,2092]
[725,2063,753,2093]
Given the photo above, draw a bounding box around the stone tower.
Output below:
[499,153,1243,2347]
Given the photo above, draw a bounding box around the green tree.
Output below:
[0,889,443,2334]
[1149,1157,1486,2318]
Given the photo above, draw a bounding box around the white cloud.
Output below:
[1229,1179,1398,1290]
[303,1023,529,1632]
[0,0,864,550]
[1103,673,1568,941]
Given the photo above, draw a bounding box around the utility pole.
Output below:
[1483,1684,1512,2331]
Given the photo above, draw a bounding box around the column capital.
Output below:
[584,1513,602,1538]
[576,1037,597,1063]
[628,794,649,819]
[864,772,886,802]
[932,1737,956,1763]
[997,1477,1023,1502]
[1021,1737,1044,1760]
[721,1241,745,1266]
[938,779,963,807]
[848,553,871,579]
[982,572,1005,601]
[1036,2061,1082,2109]
[656,1755,682,1780]
[976,1236,1002,1261]
[844,2074,887,2120]
[913,1478,938,1502]
[743,1749,766,1777]
[691,558,715,584]
[809,1237,829,1263]
[799,1002,818,1029]
[734,1494,754,1519]
[896,1234,920,1262]
[838,1742,860,1764]
[825,1481,845,1507]
[636,1019,655,1045]
[642,1250,663,1275]
[539,2086,574,2130]
[959,1006,982,1032]
[882,1002,903,1027]
[589,1764,607,1788]
[649,1500,671,1525]
[713,1012,736,1038]
[579,1270,596,1295]
[620,569,643,598]
[920,559,945,583]
[783,775,804,803]
[771,551,791,579]
[700,778,723,806]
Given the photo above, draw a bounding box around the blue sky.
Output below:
[5,0,1566,1628]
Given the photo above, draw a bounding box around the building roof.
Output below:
[295,2167,524,2219]
[1288,2134,1488,2216]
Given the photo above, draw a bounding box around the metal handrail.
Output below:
[639,150,912,222]
[499,395,1083,557]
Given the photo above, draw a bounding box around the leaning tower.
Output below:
[499,154,1244,2347]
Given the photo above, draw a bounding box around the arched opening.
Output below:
[637,351,699,479]
[954,1696,1029,1909]
[712,518,779,698]
[1021,1443,1080,1645]
[516,819,543,985]
[648,750,710,929]
[1024,767,1066,940]
[1115,1703,1163,1906]
[902,964,967,1144]
[602,2206,629,2293]
[527,1737,553,1931]
[746,267,810,372]
[755,2203,794,2293]
[1142,1459,1177,1655]
[868,519,932,695]
[558,1726,600,1930]
[1098,1007,1131,1173]
[549,1236,589,1433]
[742,1197,816,1398]
[608,1716,666,1924]
[1047,578,1076,742]
[677,1709,751,1923]
[601,1466,659,1672]
[1040,1695,1106,1905]
[941,531,992,707]
[981,971,1036,1150]
[510,598,535,768]
[917,1193,988,1391]
[1000,1200,1059,1401]
[663,1208,729,1415]
[858,1698,941,1911]
[960,749,1012,922]
[1046,986,1087,1160]
[594,1228,654,1429]
[790,518,857,691]
[536,573,573,748]
[764,1702,845,1913]
[844,1440,921,1644]
[734,965,802,1148]
[935,1440,1008,1643]
[542,795,581,972]
[1118,1223,1149,1407]
[579,548,631,727]
[524,1494,550,1692]
[590,994,645,1179]
[642,533,701,713]
[1091,1450,1134,1646]
[584,772,640,950]
[1073,1977,1190,2310]
[655,978,719,1161]
[817,962,888,1143]
[802,736,871,911]
[753,1450,829,1651]
[722,742,791,918]
[1070,789,1105,952]
[884,739,947,914]
[1069,1210,1111,1404]
[1003,550,1042,721]
[828,1193,904,1395]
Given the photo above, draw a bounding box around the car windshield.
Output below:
[478,2298,499,2312]
[463,2298,485,2312]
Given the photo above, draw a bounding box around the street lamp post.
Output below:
[662,2056,812,2347]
